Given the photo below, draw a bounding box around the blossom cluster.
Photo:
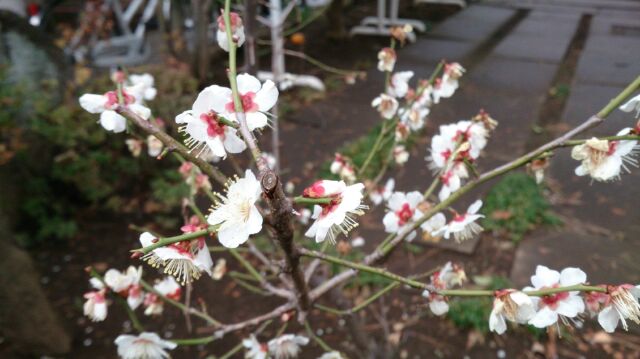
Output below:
[71,7,640,358]
[83,266,180,322]
[427,110,496,201]
[422,265,640,335]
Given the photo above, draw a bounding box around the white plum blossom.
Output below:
[434,200,484,242]
[260,152,277,170]
[114,332,176,359]
[438,169,461,202]
[146,135,163,157]
[297,207,312,225]
[126,139,143,157]
[369,178,395,206]
[139,228,213,285]
[525,266,586,328]
[387,71,414,98]
[377,47,396,72]
[382,191,425,241]
[176,85,246,158]
[330,153,356,183]
[393,145,409,165]
[79,90,151,133]
[620,94,640,118]
[144,276,181,316]
[351,236,365,247]
[243,335,268,359]
[400,103,429,131]
[420,212,446,237]
[84,278,108,322]
[216,12,245,51]
[303,180,367,244]
[433,62,465,103]
[489,290,536,334]
[318,352,344,359]
[267,334,309,359]
[371,93,399,120]
[427,120,488,176]
[104,266,139,292]
[422,262,466,316]
[571,128,638,182]
[208,170,263,248]
[597,284,640,333]
[212,258,227,280]
[427,118,493,200]
[128,73,157,102]
[216,74,278,130]
[104,266,144,310]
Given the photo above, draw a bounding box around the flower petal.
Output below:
[597,306,620,333]
[529,306,558,328]
[237,73,261,94]
[255,80,278,112]
[560,267,587,286]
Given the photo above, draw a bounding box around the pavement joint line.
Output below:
[458,9,530,72]
[525,13,593,151]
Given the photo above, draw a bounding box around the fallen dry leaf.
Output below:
[491,210,512,220]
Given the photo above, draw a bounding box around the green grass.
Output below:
[481,172,560,242]
[446,276,511,333]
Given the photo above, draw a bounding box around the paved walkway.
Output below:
[279,2,640,283]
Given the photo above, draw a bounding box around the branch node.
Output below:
[261,171,279,194]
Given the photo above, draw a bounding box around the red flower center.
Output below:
[395,203,414,226]
[540,285,570,310]
[170,241,195,258]
[225,92,258,113]
[320,197,342,217]
[104,90,134,108]
[440,171,453,185]
[607,141,618,156]
[200,111,226,138]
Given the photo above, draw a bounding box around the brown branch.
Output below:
[116,106,227,185]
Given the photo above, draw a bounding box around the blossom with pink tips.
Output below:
[84,278,108,322]
[216,12,245,51]
[79,89,151,133]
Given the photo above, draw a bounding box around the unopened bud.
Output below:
[131,251,143,259]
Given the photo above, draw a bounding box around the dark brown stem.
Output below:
[260,170,311,315]
[116,106,227,185]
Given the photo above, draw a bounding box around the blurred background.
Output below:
[1,0,639,357]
